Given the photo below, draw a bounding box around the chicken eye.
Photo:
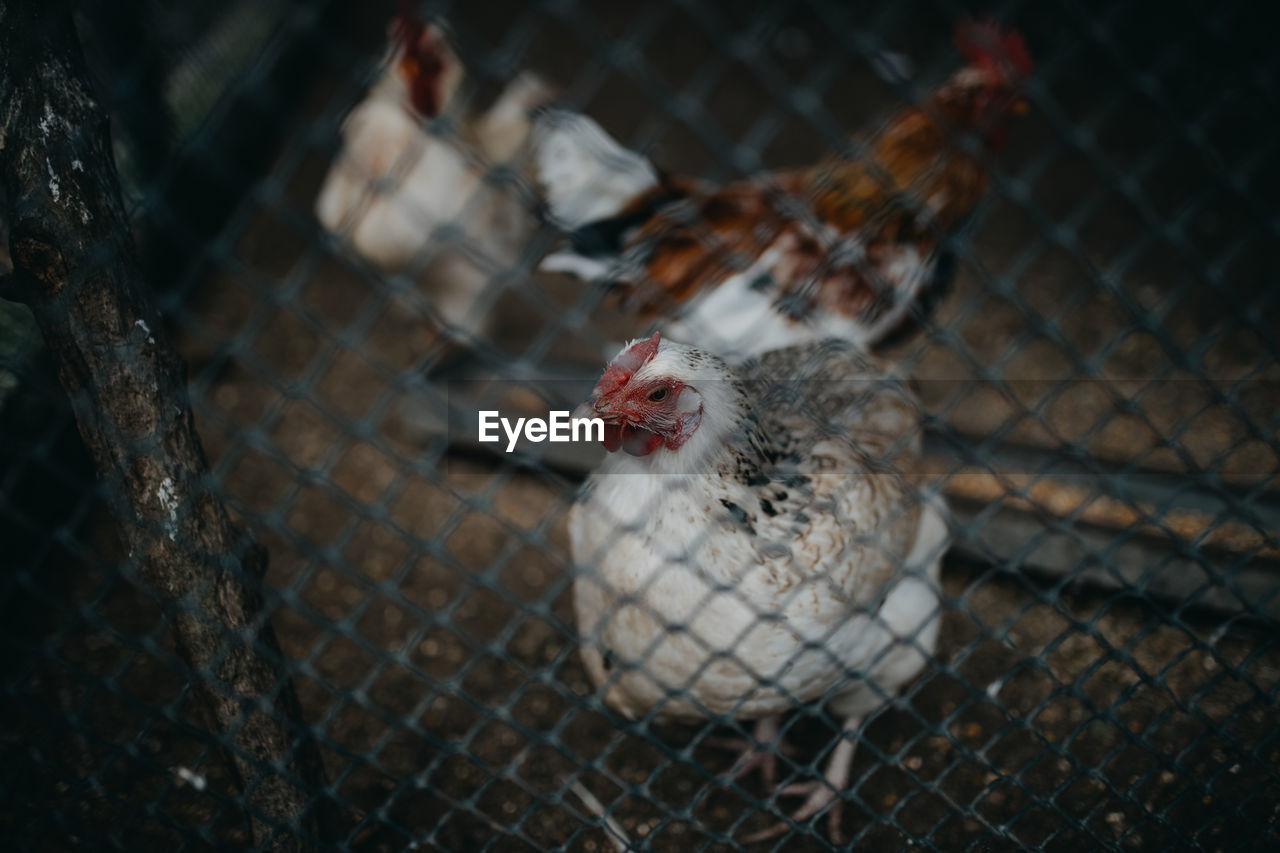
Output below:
[648,387,668,402]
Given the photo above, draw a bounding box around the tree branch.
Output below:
[0,1,333,847]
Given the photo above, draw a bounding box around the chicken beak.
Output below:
[574,394,628,422]
[571,399,601,424]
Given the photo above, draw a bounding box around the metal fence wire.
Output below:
[2,0,1279,849]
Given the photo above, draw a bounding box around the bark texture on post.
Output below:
[0,2,331,848]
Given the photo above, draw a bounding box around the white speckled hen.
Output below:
[569,333,949,841]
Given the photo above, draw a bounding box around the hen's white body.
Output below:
[569,341,948,723]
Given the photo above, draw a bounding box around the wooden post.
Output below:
[0,1,332,847]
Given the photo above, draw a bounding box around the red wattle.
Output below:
[599,423,662,457]
[601,423,624,453]
[622,427,663,457]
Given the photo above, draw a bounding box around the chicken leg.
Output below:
[704,715,796,789]
[742,714,861,844]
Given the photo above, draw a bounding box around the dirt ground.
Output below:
[2,0,1278,850]
[3,457,1278,850]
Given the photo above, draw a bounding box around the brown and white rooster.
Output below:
[536,20,1031,361]
[315,9,553,344]
[569,333,949,841]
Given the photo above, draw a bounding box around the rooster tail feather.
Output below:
[532,110,660,230]
[474,72,556,162]
[488,71,556,123]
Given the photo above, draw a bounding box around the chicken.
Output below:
[569,332,949,841]
[315,10,553,344]
[535,20,1031,362]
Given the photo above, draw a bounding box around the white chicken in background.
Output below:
[315,10,553,345]
[569,332,949,842]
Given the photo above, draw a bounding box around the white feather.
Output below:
[538,250,615,280]
[532,110,660,229]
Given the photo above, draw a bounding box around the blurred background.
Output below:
[1,0,1277,849]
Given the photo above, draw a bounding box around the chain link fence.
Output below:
[2,0,1278,849]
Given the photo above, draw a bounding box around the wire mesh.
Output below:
[2,0,1278,850]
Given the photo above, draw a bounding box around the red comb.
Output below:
[391,5,452,117]
[393,0,425,45]
[396,0,423,25]
[595,332,661,396]
[954,17,1032,81]
[393,2,448,56]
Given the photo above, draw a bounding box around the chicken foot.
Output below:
[741,714,861,844]
[703,715,797,789]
